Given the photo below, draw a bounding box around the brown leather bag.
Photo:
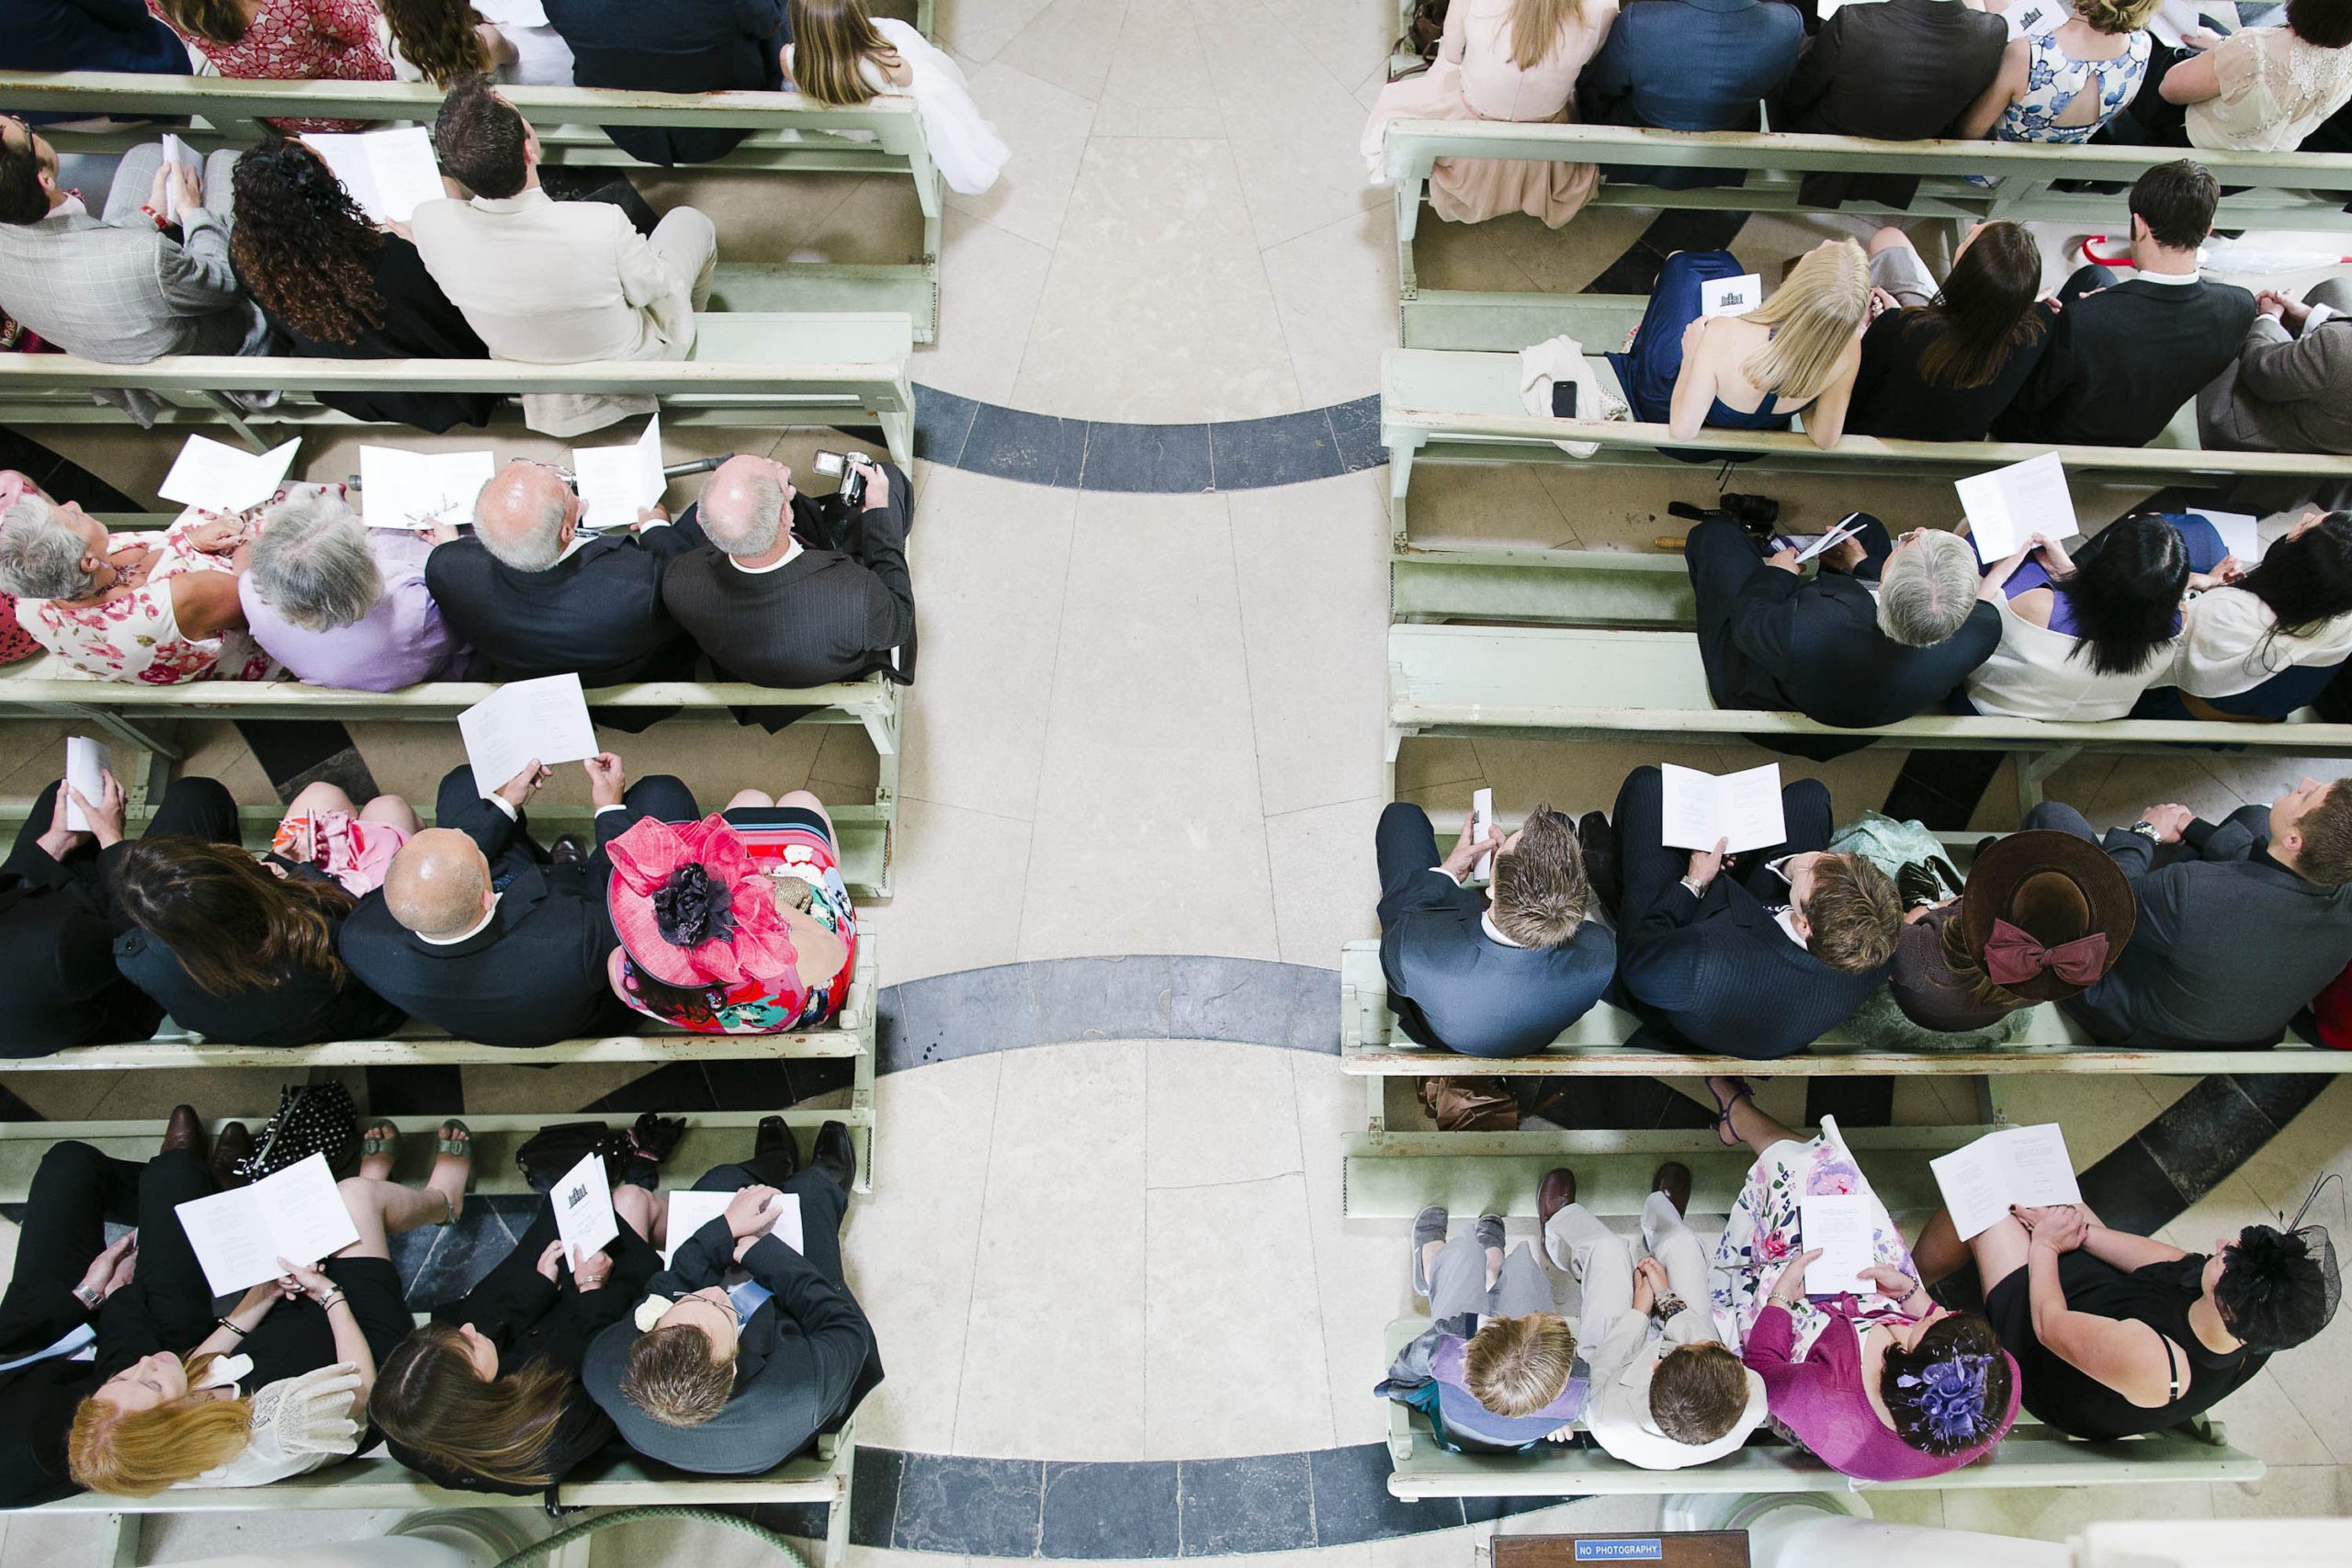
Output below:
[1389,0,1451,80]
[1417,1075,1520,1132]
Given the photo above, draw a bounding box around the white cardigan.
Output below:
[1964,596,2177,721]
[2171,586,2352,699]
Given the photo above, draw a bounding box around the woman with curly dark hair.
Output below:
[1915,1193,2336,1440]
[229,138,497,434]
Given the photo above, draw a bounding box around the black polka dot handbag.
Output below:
[233,1082,359,1183]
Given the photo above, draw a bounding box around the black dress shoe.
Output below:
[812,1120,856,1191]
[1896,860,1944,912]
[549,835,590,866]
[1652,1160,1692,1217]
[752,1114,801,1179]
[1577,811,1621,919]
[161,1104,206,1158]
[210,1122,253,1189]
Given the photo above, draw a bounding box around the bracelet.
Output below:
[216,1316,246,1337]
[72,1283,103,1311]
[138,203,168,231]
[317,1291,348,1312]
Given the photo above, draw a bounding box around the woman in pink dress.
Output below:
[0,480,277,685]
[1362,0,1619,227]
[149,0,393,132]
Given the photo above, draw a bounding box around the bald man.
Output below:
[662,453,916,694]
[425,458,708,726]
[336,752,697,1046]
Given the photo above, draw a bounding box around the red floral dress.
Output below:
[21,521,278,685]
[150,0,392,132]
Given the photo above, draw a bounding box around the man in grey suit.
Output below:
[583,1119,881,1475]
[2026,777,2352,1050]
[0,118,263,366]
[2199,278,2352,457]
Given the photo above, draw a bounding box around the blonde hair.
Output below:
[1804,853,1904,975]
[2075,0,2163,34]
[1738,239,1871,405]
[1463,1314,1577,1417]
[787,0,903,107]
[621,1324,737,1427]
[68,1356,254,1495]
[1507,0,1587,70]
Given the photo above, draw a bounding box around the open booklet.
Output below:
[300,127,447,225]
[1659,761,1787,855]
[157,434,300,515]
[571,415,666,530]
[662,1190,805,1268]
[458,673,598,797]
[358,446,498,531]
[1955,452,2078,562]
[175,1153,361,1295]
[1929,1123,2083,1241]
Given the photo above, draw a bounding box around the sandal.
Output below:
[1704,1076,1756,1148]
[431,1119,473,1224]
[358,1120,400,1161]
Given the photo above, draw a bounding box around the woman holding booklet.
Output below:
[1703,1079,2020,1481]
[65,1121,472,1494]
[373,1178,664,1493]
[1913,1179,2338,1441]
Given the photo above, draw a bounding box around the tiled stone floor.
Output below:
[5,0,2352,1560]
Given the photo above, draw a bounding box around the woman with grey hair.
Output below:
[240,489,466,691]
[0,480,273,684]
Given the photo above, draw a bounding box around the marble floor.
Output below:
[4,0,2352,1562]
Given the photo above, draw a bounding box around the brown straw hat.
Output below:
[1958,829,2136,1004]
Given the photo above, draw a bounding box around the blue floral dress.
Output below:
[1996,30,2152,143]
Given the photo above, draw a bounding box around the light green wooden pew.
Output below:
[1377,1323,2261,1497]
[0,312,918,464]
[1381,116,2352,347]
[0,70,944,339]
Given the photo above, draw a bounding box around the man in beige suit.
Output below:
[2199,277,2352,457]
[408,77,717,438]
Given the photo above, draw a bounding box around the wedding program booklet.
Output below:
[175,1153,361,1295]
[62,736,109,833]
[662,1190,804,1268]
[300,127,447,225]
[1954,451,2077,561]
[1929,1123,2083,1241]
[157,434,300,514]
[1659,761,1787,855]
[550,1149,619,1265]
[1799,1192,1879,1297]
[358,446,497,530]
[571,415,667,529]
[458,673,598,796]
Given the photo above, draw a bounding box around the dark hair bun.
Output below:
[2216,1224,2332,1352]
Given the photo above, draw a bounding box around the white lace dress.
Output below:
[2188,27,2352,152]
[171,1363,366,1489]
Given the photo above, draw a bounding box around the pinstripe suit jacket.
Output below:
[0,204,255,363]
[1615,874,1886,1058]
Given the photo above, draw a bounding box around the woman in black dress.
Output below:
[372,1180,663,1492]
[229,137,499,434]
[1848,220,2054,442]
[109,837,405,1048]
[1913,1192,2335,1440]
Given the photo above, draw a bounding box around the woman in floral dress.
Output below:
[0,479,277,685]
[149,0,393,132]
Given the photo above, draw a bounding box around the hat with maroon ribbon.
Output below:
[1959,829,2135,1003]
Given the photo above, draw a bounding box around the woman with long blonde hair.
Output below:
[1607,238,1872,450]
[1362,0,1620,226]
[67,1124,471,1494]
[785,0,1008,194]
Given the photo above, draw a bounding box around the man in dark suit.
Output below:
[1579,0,1803,188]
[2026,777,2352,1049]
[338,752,697,1048]
[427,460,707,728]
[1606,765,1901,1057]
[1687,514,1998,757]
[0,773,237,1058]
[1776,0,2008,208]
[1992,161,2257,449]
[1375,801,1618,1058]
[541,0,787,165]
[663,453,916,691]
[584,1119,880,1474]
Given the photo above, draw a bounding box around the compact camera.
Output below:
[812,450,868,509]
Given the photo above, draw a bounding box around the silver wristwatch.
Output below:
[2128,820,2165,844]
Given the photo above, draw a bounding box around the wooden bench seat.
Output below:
[0,311,919,465]
[1380,116,2352,348]
[1338,939,2341,1077]
[24,1421,858,1568]
[1379,1322,2260,1495]
[1382,339,2352,541]
[0,68,944,339]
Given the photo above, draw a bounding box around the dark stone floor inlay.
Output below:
[912,385,1385,492]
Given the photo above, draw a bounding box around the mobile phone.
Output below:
[813,449,866,507]
[1551,381,1578,419]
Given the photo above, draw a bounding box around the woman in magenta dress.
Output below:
[604,791,857,1035]
[1704,1077,2020,1481]
[149,0,392,131]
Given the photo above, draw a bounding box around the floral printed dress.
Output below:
[21,520,278,685]
[1996,30,2152,144]
[149,0,392,132]
[1709,1113,1922,1356]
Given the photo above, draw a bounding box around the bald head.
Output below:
[383,829,495,939]
[473,462,577,572]
[697,456,789,558]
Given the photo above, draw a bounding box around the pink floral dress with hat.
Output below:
[20,516,278,685]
